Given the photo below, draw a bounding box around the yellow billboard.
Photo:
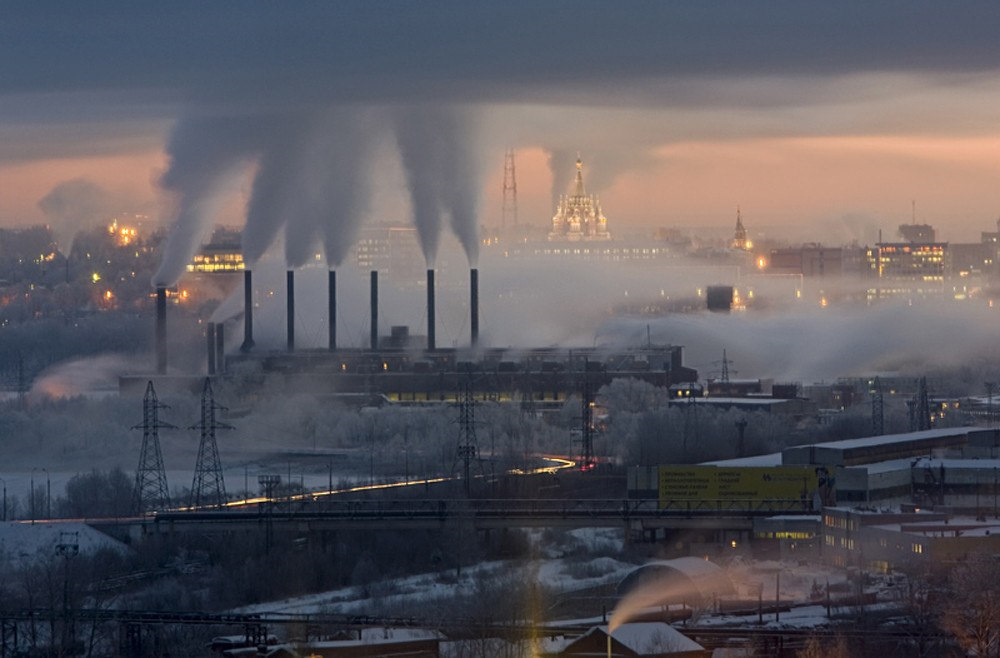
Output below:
[658,465,832,507]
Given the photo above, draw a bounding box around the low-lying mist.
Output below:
[207,251,1000,385]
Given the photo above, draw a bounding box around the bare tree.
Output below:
[941,553,1000,656]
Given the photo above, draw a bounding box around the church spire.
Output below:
[732,205,748,250]
[574,155,585,197]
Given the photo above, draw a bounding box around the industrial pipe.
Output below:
[328,270,336,351]
[470,268,479,347]
[155,286,167,374]
[286,270,295,352]
[427,269,436,351]
[206,322,216,376]
[240,270,254,352]
[370,270,378,351]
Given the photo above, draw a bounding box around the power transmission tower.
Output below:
[871,377,885,436]
[720,349,732,384]
[132,381,174,513]
[190,378,232,508]
[502,148,518,229]
[910,376,932,432]
[456,371,479,497]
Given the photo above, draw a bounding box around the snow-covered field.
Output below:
[0,521,129,567]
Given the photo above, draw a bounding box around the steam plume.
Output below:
[394,104,480,267]
[153,115,265,286]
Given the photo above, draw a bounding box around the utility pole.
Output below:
[912,376,932,431]
[986,381,995,428]
[580,359,595,471]
[502,148,518,229]
[190,378,232,508]
[132,381,173,513]
[735,417,748,458]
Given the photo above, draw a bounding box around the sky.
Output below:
[5,1,1000,263]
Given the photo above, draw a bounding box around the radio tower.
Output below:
[502,148,518,229]
[132,381,174,513]
[871,377,885,436]
[190,378,232,508]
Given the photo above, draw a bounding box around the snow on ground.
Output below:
[0,521,129,567]
[234,554,637,617]
[234,527,636,616]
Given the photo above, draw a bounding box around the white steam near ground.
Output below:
[202,246,1000,386]
[606,300,1000,383]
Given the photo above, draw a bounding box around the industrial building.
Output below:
[132,264,698,403]
[628,427,1000,560]
[821,507,1000,571]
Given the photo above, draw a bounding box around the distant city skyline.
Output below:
[5,4,1000,248]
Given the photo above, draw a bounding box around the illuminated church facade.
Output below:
[548,157,611,242]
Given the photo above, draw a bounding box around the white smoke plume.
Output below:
[393,104,481,267]
[153,115,267,286]
[292,108,377,268]
[37,178,118,254]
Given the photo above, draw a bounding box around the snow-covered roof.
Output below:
[617,557,735,599]
[684,397,787,406]
[575,623,703,655]
[912,457,1000,470]
[796,427,975,451]
[703,452,782,467]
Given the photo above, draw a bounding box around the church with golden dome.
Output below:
[548,157,611,242]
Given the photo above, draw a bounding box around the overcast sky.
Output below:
[5,1,1000,247]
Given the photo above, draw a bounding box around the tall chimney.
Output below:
[155,286,167,374]
[426,269,436,351]
[206,322,217,376]
[328,270,336,351]
[370,270,378,351]
[286,270,295,352]
[470,268,479,347]
[240,270,254,352]
[215,322,225,373]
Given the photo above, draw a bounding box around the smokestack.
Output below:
[215,322,225,373]
[427,269,436,351]
[206,322,217,376]
[370,270,378,351]
[155,287,167,374]
[240,270,254,352]
[286,270,295,352]
[328,270,336,351]
[470,268,479,347]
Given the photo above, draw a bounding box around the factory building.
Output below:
[822,507,1000,571]
[628,427,1000,560]
[224,344,696,406]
